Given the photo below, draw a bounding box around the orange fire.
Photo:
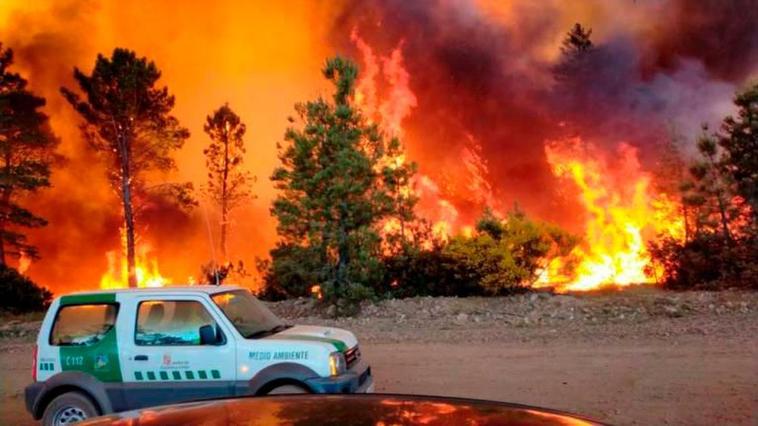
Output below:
[99,234,170,289]
[353,30,687,292]
[538,138,685,292]
[3,3,703,295]
[353,32,500,246]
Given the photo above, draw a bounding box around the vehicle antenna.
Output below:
[201,201,221,285]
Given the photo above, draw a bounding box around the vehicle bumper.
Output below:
[304,360,373,394]
[25,382,44,417]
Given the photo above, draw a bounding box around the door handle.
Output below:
[134,355,148,361]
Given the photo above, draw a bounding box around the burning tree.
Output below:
[268,57,417,306]
[444,208,578,295]
[202,103,253,260]
[718,83,758,227]
[554,23,594,81]
[647,83,758,289]
[61,48,191,288]
[686,129,739,244]
[0,44,58,266]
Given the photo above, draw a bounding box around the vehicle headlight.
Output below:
[329,352,346,376]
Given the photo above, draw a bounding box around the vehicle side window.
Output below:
[50,304,118,346]
[135,300,219,346]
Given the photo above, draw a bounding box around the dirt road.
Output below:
[366,339,756,425]
[2,290,756,425]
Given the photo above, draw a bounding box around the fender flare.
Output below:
[32,371,113,418]
[248,362,319,395]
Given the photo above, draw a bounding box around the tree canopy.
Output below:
[269,56,417,304]
[61,48,190,287]
[0,43,58,265]
[203,103,253,259]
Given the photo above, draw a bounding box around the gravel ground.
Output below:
[1,288,756,425]
[270,287,757,345]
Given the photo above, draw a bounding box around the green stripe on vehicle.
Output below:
[135,370,218,381]
[59,293,116,306]
[270,335,349,352]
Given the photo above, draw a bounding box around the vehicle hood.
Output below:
[80,394,606,426]
[264,325,358,352]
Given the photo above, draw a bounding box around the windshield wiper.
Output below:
[269,324,292,334]
[246,324,292,339]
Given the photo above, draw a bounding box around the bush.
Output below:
[0,265,52,313]
[648,233,758,290]
[447,209,576,295]
[380,246,482,298]
[259,244,323,299]
[381,209,578,298]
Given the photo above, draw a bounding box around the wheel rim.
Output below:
[53,405,88,425]
[268,384,307,395]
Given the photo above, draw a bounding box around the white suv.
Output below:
[25,285,373,425]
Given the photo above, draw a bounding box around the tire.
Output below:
[265,384,310,395]
[41,391,99,426]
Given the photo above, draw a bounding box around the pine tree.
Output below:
[202,103,253,259]
[654,128,694,241]
[560,23,593,56]
[554,23,594,82]
[61,48,190,287]
[269,57,417,303]
[0,44,58,266]
[718,82,758,227]
[686,127,737,244]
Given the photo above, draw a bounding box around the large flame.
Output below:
[353,32,499,246]
[538,138,685,291]
[351,33,689,292]
[3,1,743,295]
[99,230,170,289]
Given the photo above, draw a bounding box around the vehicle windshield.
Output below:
[211,290,285,338]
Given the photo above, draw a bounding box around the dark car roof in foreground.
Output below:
[80,394,606,426]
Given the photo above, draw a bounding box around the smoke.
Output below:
[646,0,758,82]
[1,0,336,292]
[0,0,755,292]
[332,0,755,227]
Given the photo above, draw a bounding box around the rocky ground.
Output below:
[1,288,756,425]
[269,287,757,344]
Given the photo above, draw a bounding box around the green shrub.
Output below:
[381,209,578,297]
[648,234,757,290]
[259,244,323,299]
[442,209,576,295]
[380,246,481,298]
[0,265,52,313]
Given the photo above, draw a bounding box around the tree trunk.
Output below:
[118,133,138,288]
[705,153,733,246]
[0,219,5,267]
[220,130,229,259]
[716,191,733,245]
[335,205,349,294]
[0,190,9,267]
[682,203,690,243]
[0,151,11,267]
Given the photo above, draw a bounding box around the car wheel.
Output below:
[42,391,99,426]
[266,384,310,395]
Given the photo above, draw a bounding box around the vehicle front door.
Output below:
[120,296,236,410]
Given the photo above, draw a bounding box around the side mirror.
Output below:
[199,324,216,345]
